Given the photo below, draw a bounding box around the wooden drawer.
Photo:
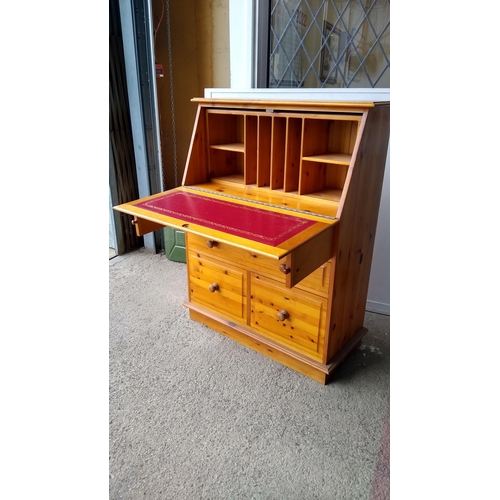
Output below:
[188,233,286,280]
[188,233,331,296]
[188,251,247,323]
[250,274,327,360]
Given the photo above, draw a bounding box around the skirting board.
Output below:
[366,300,390,316]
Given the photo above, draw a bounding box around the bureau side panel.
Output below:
[327,105,390,360]
[182,105,209,186]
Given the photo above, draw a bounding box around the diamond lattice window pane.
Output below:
[269,0,390,89]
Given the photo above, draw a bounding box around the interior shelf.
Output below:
[302,153,352,165]
[216,174,245,184]
[302,188,343,203]
[210,143,244,153]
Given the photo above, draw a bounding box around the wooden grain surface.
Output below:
[327,104,390,359]
[188,251,247,323]
[250,274,326,360]
[187,233,331,297]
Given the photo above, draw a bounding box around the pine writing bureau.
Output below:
[114,98,390,384]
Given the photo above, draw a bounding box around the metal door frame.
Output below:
[112,0,163,253]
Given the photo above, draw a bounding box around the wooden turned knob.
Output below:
[208,283,219,293]
[277,310,290,321]
[207,240,218,248]
[279,263,291,274]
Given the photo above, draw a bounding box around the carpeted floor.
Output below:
[109,248,390,499]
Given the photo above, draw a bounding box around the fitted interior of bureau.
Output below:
[206,109,361,205]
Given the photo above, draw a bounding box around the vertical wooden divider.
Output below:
[284,117,302,193]
[236,115,245,178]
[245,115,258,185]
[271,116,286,190]
[257,116,272,187]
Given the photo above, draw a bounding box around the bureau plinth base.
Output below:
[185,302,368,385]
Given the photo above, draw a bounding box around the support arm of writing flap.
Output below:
[285,225,335,288]
[132,217,165,237]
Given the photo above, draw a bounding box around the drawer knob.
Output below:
[279,263,291,274]
[277,310,290,321]
[206,240,218,248]
[208,283,219,293]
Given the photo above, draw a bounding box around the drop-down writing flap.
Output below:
[114,187,337,288]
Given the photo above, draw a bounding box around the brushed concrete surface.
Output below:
[109,248,390,499]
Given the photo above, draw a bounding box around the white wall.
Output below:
[229,0,254,88]
[366,141,390,314]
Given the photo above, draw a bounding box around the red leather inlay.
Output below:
[135,191,315,246]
